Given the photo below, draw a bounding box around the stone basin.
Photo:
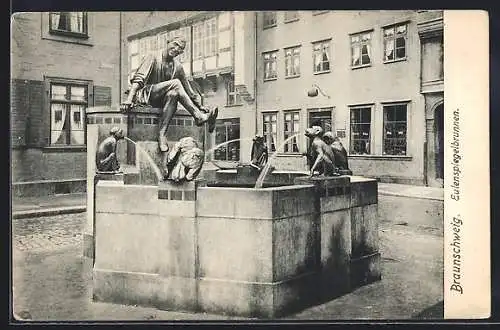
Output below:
[91,173,381,318]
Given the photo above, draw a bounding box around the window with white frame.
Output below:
[350,31,372,67]
[383,23,408,62]
[284,11,299,22]
[263,113,277,152]
[284,46,300,77]
[263,51,278,80]
[49,12,88,37]
[192,18,218,59]
[226,77,242,106]
[204,18,218,57]
[263,12,277,28]
[50,82,89,146]
[349,106,371,155]
[383,103,408,155]
[312,40,331,73]
[129,39,140,73]
[283,111,300,153]
[193,22,205,59]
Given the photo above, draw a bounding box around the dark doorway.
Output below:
[434,104,444,181]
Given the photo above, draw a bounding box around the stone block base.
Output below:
[198,272,319,318]
[93,269,197,312]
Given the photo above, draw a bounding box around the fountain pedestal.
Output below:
[92,173,381,318]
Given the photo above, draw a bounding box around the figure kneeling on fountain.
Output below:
[96,127,125,174]
[305,126,340,177]
[164,137,204,182]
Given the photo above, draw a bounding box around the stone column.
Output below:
[84,106,127,259]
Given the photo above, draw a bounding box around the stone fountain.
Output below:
[85,105,381,318]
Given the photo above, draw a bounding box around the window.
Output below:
[284,11,299,22]
[226,78,242,106]
[383,23,408,62]
[285,46,301,77]
[309,108,332,132]
[49,12,88,37]
[263,12,277,28]
[214,118,240,161]
[283,111,300,153]
[192,18,218,59]
[350,106,371,155]
[204,18,218,57]
[129,39,140,73]
[312,40,331,73]
[263,51,278,80]
[193,22,205,59]
[263,113,278,152]
[351,31,372,67]
[383,103,408,155]
[50,82,88,146]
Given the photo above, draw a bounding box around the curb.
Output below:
[12,205,87,219]
[378,190,444,202]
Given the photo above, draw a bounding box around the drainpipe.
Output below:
[118,12,122,104]
[254,11,258,136]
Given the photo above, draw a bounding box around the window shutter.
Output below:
[10,79,29,148]
[93,86,111,106]
[28,80,45,147]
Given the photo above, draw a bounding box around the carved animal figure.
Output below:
[323,131,350,171]
[250,135,268,171]
[165,137,205,182]
[305,126,337,176]
[95,127,124,173]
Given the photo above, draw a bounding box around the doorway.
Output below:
[434,104,444,185]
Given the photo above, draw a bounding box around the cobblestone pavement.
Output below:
[12,213,84,253]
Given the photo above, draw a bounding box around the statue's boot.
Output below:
[194,106,219,133]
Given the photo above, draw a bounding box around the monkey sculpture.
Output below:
[304,126,338,177]
[322,131,350,172]
[95,127,124,173]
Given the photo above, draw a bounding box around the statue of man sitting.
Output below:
[120,36,219,177]
[96,127,124,173]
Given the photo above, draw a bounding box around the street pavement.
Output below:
[11,184,444,321]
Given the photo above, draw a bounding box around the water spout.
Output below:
[204,137,254,161]
[255,133,301,189]
[123,137,163,182]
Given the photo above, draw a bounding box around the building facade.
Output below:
[121,10,443,186]
[11,12,121,196]
[10,10,443,194]
[255,10,443,186]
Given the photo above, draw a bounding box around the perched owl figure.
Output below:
[164,137,205,182]
[250,135,268,171]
